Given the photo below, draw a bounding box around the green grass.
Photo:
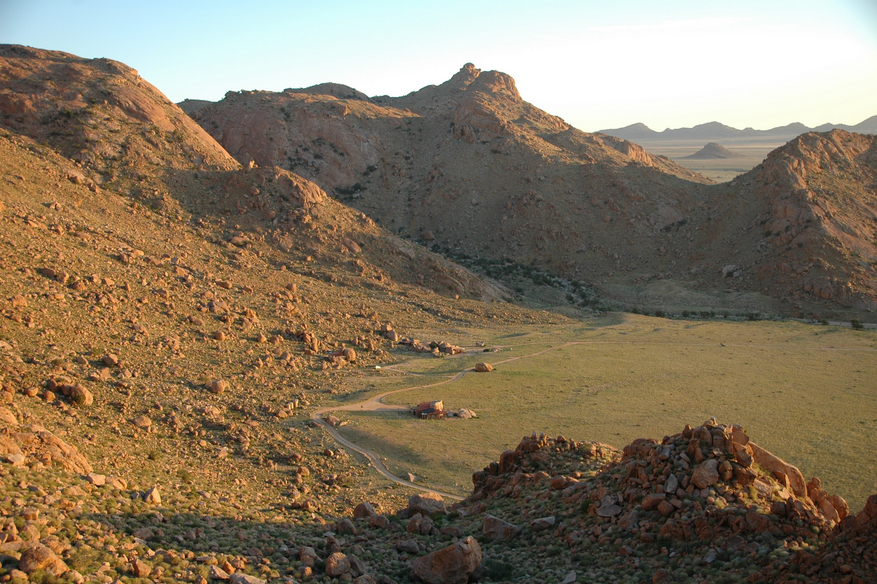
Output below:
[329,314,877,510]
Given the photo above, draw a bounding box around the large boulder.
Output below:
[18,543,69,576]
[691,459,720,489]
[482,515,520,541]
[748,442,806,497]
[407,492,447,517]
[411,536,482,584]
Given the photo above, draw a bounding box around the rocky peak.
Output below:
[449,62,481,86]
[468,69,521,102]
[284,82,370,101]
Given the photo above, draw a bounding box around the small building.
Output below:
[413,400,446,419]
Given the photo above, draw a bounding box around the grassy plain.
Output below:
[330,314,877,510]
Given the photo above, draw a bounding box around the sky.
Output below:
[2,0,876,132]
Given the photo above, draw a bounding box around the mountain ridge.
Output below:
[185,63,877,315]
[599,115,877,143]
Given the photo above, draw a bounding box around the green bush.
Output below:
[482,558,516,580]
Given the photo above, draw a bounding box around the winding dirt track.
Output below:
[311,343,574,500]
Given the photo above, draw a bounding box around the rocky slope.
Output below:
[0,44,562,583]
[701,130,877,312]
[187,65,739,308]
[186,64,877,318]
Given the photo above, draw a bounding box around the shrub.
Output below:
[851,319,864,330]
[483,559,516,580]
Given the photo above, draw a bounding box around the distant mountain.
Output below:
[682,142,744,159]
[600,116,877,143]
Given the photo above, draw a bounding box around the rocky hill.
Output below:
[0,43,560,580]
[701,130,877,311]
[186,65,739,309]
[186,65,877,317]
[682,143,744,160]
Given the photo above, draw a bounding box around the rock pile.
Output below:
[464,419,868,582]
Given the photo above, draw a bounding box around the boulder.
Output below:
[325,552,350,577]
[69,384,93,406]
[143,486,161,505]
[748,442,806,497]
[229,575,266,584]
[0,407,18,426]
[458,408,477,419]
[529,516,555,531]
[663,474,679,495]
[482,514,520,540]
[299,547,318,566]
[395,539,419,554]
[411,535,482,584]
[353,501,376,519]
[691,459,720,489]
[407,492,446,517]
[18,543,68,576]
[474,362,493,372]
[0,425,91,473]
[642,493,666,511]
[210,379,228,394]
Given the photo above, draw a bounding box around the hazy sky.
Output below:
[2,0,875,132]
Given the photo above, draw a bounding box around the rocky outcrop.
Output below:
[0,424,92,473]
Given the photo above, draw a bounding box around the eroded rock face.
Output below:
[411,535,482,584]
